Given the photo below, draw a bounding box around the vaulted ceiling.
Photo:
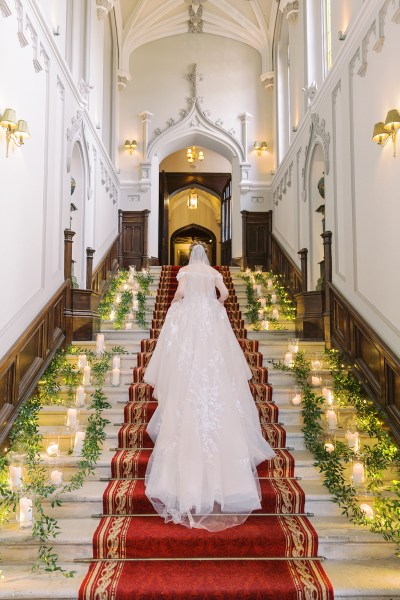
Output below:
[116,0,278,76]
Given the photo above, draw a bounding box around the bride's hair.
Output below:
[188,241,210,265]
[189,240,207,253]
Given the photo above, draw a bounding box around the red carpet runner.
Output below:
[80,266,334,599]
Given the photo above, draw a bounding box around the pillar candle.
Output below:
[50,470,63,486]
[133,300,139,311]
[291,393,302,406]
[109,309,116,321]
[96,334,105,354]
[46,442,59,457]
[326,409,337,429]
[346,430,360,451]
[352,462,365,484]
[116,293,121,304]
[66,408,78,429]
[112,368,120,386]
[267,279,273,289]
[322,387,334,404]
[256,285,262,297]
[125,322,133,330]
[284,352,293,367]
[73,431,86,455]
[360,503,374,519]
[82,365,91,386]
[262,320,269,330]
[312,359,322,371]
[289,343,299,353]
[324,442,335,453]
[75,386,85,407]
[271,293,277,304]
[259,298,266,307]
[258,309,264,320]
[112,356,121,369]
[77,354,87,369]
[127,312,134,321]
[272,308,279,319]
[312,375,322,386]
[9,465,22,487]
[19,497,33,527]
[123,283,129,291]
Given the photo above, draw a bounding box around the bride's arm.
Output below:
[215,277,229,304]
[171,273,186,303]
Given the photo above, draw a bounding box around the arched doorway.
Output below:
[170,224,217,266]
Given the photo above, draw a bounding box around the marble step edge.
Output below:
[0,560,399,600]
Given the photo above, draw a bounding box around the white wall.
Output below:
[0,0,119,359]
[272,0,400,355]
[118,33,274,260]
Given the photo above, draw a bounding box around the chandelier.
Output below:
[187,189,198,209]
[186,146,204,167]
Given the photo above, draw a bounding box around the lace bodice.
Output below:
[177,264,223,302]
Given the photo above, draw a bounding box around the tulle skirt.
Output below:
[144,298,275,531]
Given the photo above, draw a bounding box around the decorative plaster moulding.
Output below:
[96,0,115,20]
[280,0,299,24]
[0,0,11,17]
[260,71,274,92]
[301,113,330,202]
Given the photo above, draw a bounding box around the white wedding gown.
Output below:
[144,255,275,532]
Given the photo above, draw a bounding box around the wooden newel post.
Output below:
[142,209,150,269]
[297,248,308,292]
[118,209,123,267]
[64,229,75,344]
[241,210,249,270]
[322,231,333,347]
[266,210,273,271]
[86,247,95,290]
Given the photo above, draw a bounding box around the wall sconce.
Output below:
[187,189,198,209]
[124,139,137,154]
[53,25,61,36]
[372,109,400,157]
[338,30,346,41]
[254,141,269,156]
[0,108,30,158]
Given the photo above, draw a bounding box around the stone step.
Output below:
[0,514,395,564]
[0,559,399,600]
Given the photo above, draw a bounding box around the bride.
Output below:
[144,242,275,531]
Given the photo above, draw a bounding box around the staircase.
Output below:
[0,267,399,599]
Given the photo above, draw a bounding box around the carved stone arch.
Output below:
[301,113,330,203]
[147,98,246,164]
[66,111,93,200]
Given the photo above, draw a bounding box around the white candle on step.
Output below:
[112,368,120,386]
[258,309,264,320]
[272,308,279,319]
[271,293,277,304]
[109,309,116,321]
[259,298,266,307]
[112,356,121,369]
[19,497,33,527]
[291,393,302,406]
[77,354,87,369]
[96,334,105,354]
[360,503,374,519]
[256,285,262,297]
[9,465,22,488]
[50,470,63,486]
[322,387,334,404]
[312,375,322,386]
[125,322,133,330]
[46,442,59,457]
[346,431,360,452]
[262,320,269,330]
[133,300,139,311]
[73,431,86,455]
[66,408,78,429]
[312,359,322,371]
[284,352,293,367]
[116,293,122,304]
[267,279,273,290]
[352,462,365,484]
[326,409,337,430]
[75,386,85,407]
[82,365,91,386]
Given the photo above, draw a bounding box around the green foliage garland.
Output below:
[238,270,295,330]
[98,269,153,329]
[273,349,400,553]
[0,344,128,576]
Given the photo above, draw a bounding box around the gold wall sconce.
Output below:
[254,141,269,156]
[0,108,30,158]
[372,109,400,157]
[124,139,137,154]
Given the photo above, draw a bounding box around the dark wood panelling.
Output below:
[329,283,400,442]
[295,291,324,339]
[0,282,68,447]
[162,172,231,198]
[118,210,149,270]
[241,211,269,270]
